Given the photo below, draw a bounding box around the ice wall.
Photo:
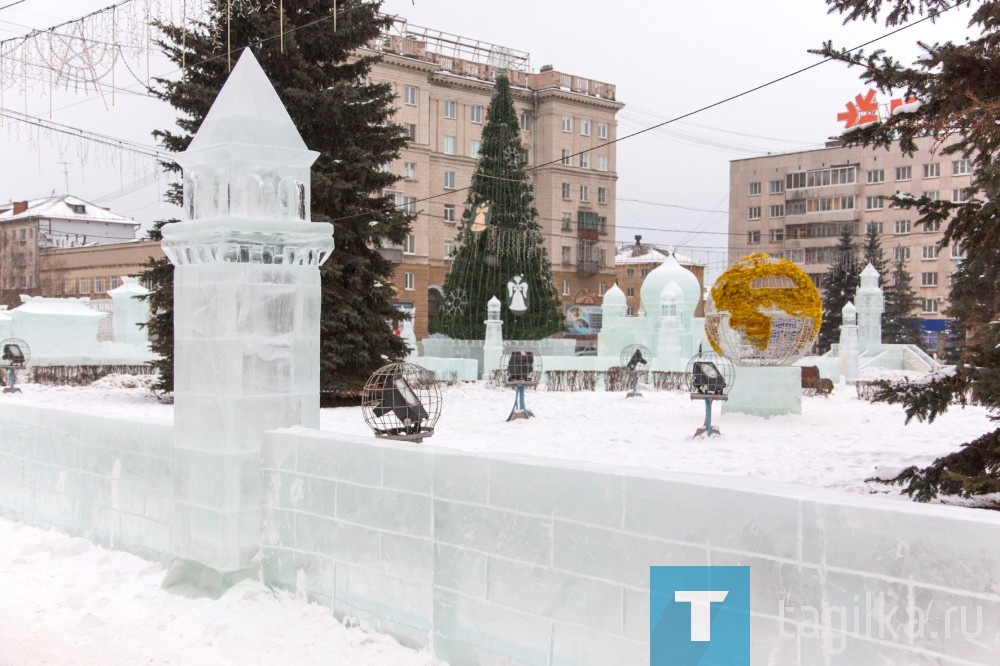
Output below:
[260,429,1000,665]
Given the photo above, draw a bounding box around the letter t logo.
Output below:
[674,590,729,641]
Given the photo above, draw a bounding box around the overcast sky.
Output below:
[0,0,975,273]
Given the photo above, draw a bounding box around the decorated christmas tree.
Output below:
[431,74,562,340]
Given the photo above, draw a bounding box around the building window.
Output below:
[769,204,784,218]
[748,230,761,244]
[403,162,416,180]
[951,242,967,260]
[444,240,454,259]
[561,149,571,166]
[380,161,393,174]
[769,228,784,242]
[406,124,416,141]
[597,155,607,172]
[769,180,784,194]
[470,140,481,158]
[444,171,456,189]
[580,118,591,136]
[404,85,417,105]
[520,111,531,131]
[562,280,570,296]
[865,196,884,210]
[626,268,634,278]
[626,286,635,297]
[580,185,589,202]
[63,278,73,294]
[922,298,938,313]
[895,165,912,181]
[922,245,940,260]
[748,182,761,196]
[562,115,572,132]
[598,281,606,296]
[894,220,911,234]
[923,190,939,201]
[579,152,590,168]
[921,272,938,287]
[923,163,940,178]
[404,272,415,290]
[443,99,457,119]
[404,233,416,254]
[78,277,90,294]
[93,276,104,293]
[867,221,884,234]
[924,219,941,231]
[443,204,455,222]
[598,187,608,204]
[470,105,483,124]
[952,188,972,202]
[562,182,571,200]
[747,206,761,220]
[894,246,911,261]
[866,169,885,184]
[443,135,456,155]
[561,212,572,230]
[561,246,571,264]
[952,159,972,175]
[598,122,608,139]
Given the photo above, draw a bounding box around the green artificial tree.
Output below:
[431,74,562,341]
[882,257,924,346]
[147,0,411,397]
[817,226,861,352]
[816,0,1000,503]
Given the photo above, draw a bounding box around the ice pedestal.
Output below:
[722,366,801,418]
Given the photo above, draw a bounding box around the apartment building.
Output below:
[0,195,140,308]
[366,19,622,338]
[729,135,967,332]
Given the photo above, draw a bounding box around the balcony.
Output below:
[379,247,403,264]
[577,261,600,275]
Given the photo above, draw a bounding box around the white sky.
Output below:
[0,0,976,272]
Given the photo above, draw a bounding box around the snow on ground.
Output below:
[2,372,995,499]
[0,519,444,666]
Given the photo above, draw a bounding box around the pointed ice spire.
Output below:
[188,49,309,152]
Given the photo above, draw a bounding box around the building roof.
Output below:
[615,243,703,267]
[0,195,138,228]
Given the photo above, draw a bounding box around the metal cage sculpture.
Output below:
[1,338,29,395]
[620,344,650,398]
[684,349,734,438]
[362,362,441,443]
[500,344,542,421]
[705,310,817,367]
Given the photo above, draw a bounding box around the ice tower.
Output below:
[855,262,884,355]
[160,49,333,591]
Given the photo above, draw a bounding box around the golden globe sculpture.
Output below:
[705,253,822,366]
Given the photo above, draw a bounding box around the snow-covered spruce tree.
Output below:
[816,0,1000,502]
[882,257,924,346]
[149,0,412,397]
[430,74,562,340]
[862,224,889,279]
[817,226,861,352]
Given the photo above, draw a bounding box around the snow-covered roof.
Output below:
[0,195,138,228]
[615,244,703,266]
[9,296,107,318]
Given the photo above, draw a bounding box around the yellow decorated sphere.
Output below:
[706,253,822,365]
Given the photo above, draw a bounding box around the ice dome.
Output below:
[640,253,699,320]
[602,283,626,307]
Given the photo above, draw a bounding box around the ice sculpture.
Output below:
[108,276,150,348]
[160,49,333,593]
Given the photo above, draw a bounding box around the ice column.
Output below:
[840,301,860,384]
[855,262,884,355]
[160,50,333,591]
[108,276,150,348]
[482,296,503,379]
[400,309,418,361]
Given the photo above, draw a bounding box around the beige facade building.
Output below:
[38,239,163,300]
[729,135,967,331]
[366,20,622,338]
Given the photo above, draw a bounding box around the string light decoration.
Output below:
[431,73,563,341]
[361,362,441,443]
[705,253,822,367]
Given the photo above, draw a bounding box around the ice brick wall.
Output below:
[0,403,173,561]
[261,428,1000,666]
